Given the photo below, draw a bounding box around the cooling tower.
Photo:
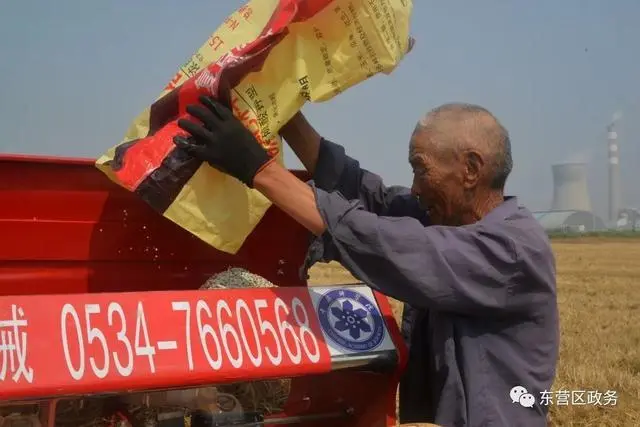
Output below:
[551,163,591,211]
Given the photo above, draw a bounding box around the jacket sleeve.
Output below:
[313,138,426,220]
[305,186,554,316]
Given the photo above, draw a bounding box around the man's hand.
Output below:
[173,95,275,188]
[173,95,326,236]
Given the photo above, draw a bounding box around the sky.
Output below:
[0,0,638,219]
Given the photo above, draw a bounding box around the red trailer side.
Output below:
[0,154,408,427]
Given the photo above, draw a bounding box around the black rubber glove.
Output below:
[173,95,273,188]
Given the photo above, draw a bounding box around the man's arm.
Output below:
[254,163,553,316]
[278,112,322,174]
[279,113,424,220]
[254,161,326,237]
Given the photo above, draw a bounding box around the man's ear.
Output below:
[463,150,484,189]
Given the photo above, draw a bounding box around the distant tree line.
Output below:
[547,230,640,239]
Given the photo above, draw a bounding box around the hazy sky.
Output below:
[1,1,638,218]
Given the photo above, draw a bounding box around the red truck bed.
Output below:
[0,154,407,427]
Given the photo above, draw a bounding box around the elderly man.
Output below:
[174,96,559,427]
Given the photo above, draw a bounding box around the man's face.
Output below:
[409,135,467,226]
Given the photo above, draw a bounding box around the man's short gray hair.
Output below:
[417,103,513,189]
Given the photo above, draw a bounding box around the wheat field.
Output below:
[307,237,640,426]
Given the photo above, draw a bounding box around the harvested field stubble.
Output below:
[307,237,640,426]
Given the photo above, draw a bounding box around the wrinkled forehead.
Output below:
[408,127,437,160]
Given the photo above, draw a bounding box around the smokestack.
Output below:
[607,120,621,222]
[551,163,591,211]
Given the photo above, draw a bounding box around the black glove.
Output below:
[173,95,273,188]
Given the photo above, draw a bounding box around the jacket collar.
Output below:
[481,196,520,223]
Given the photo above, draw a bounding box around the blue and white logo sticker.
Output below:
[317,288,385,352]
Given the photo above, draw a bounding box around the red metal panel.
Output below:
[373,290,410,427]
[0,287,331,400]
[0,155,313,295]
[0,154,408,426]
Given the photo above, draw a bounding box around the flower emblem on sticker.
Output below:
[317,289,385,352]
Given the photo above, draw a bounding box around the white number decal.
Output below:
[61,304,85,380]
[275,298,302,364]
[134,302,156,373]
[292,298,321,363]
[172,301,194,370]
[108,302,134,377]
[254,299,282,366]
[217,301,243,368]
[196,300,222,370]
[85,304,109,378]
[58,295,319,380]
[236,299,262,367]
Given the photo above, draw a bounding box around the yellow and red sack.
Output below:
[96,0,414,254]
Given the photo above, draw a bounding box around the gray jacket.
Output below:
[302,138,559,427]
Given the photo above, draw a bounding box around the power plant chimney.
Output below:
[607,115,621,222]
[551,163,591,211]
